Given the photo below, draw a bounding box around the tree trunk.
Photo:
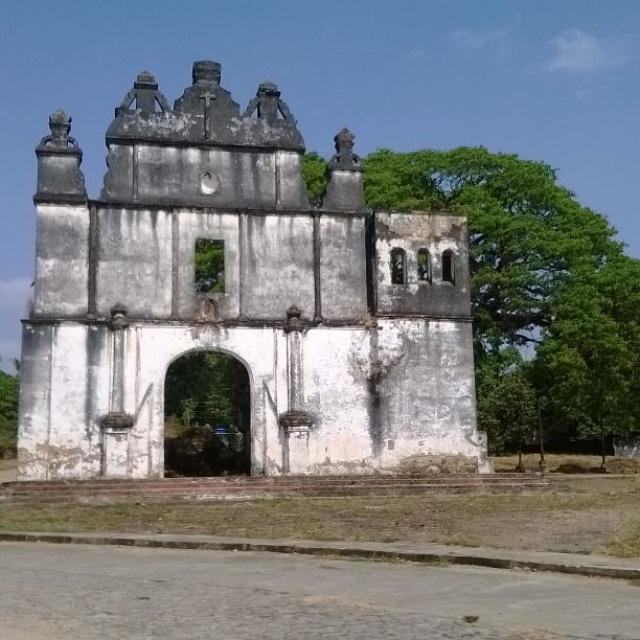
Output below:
[537,400,547,472]
[515,446,524,473]
[600,428,607,471]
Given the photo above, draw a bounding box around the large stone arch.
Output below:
[131,325,281,478]
[161,345,254,476]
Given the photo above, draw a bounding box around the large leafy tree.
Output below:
[478,364,537,467]
[534,256,640,460]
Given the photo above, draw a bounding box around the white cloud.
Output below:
[444,28,511,57]
[0,277,31,315]
[547,29,630,72]
[405,47,426,60]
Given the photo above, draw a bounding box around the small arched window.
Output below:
[390,248,407,285]
[442,250,455,284]
[417,248,431,283]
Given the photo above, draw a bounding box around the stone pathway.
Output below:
[1,541,638,640]
[2,530,639,580]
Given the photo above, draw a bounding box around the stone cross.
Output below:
[199,90,216,138]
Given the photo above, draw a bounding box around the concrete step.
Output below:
[1,472,543,490]
[4,480,548,497]
[0,474,548,504]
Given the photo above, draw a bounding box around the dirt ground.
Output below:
[1,475,639,557]
[493,453,639,474]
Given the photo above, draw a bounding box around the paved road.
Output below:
[0,543,636,639]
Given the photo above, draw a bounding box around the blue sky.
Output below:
[1,0,639,370]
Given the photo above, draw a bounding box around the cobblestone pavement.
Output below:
[0,543,636,640]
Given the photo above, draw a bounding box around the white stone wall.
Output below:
[18,317,486,480]
[33,204,90,317]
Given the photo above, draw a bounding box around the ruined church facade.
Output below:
[18,60,489,480]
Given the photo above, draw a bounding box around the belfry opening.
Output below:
[163,351,251,477]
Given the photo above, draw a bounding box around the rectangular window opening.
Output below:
[195,238,225,294]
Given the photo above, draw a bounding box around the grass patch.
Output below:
[608,520,640,558]
[1,477,639,556]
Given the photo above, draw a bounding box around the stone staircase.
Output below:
[0,473,547,505]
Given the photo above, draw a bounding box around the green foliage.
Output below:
[476,349,536,454]
[165,351,248,428]
[164,351,251,476]
[194,239,225,294]
[302,152,328,205]
[0,366,19,458]
[534,256,640,444]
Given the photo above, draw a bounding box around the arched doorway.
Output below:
[163,350,251,477]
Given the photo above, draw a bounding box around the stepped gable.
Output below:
[105,60,304,150]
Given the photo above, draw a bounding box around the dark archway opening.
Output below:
[164,351,251,477]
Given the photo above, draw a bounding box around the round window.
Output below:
[200,172,218,195]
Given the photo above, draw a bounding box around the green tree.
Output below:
[194,239,225,294]
[165,351,248,428]
[164,351,251,476]
[535,257,640,465]
[0,362,20,458]
[476,349,536,467]
[302,152,328,206]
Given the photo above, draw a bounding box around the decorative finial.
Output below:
[38,109,79,150]
[257,82,280,98]
[115,71,170,116]
[192,60,221,85]
[286,304,302,320]
[284,304,303,332]
[134,71,158,90]
[35,110,86,202]
[48,110,72,144]
[321,127,365,212]
[331,128,360,171]
[243,81,294,124]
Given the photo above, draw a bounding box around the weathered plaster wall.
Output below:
[18,322,110,480]
[174,210,240,319]
[33,204,89,317]
[303,321,483,474]
[241,214,315,320]
[96,208,173,318]
[318,215,367,321]
[135,146,277,208]
[91,208,344,323]
[374,319,482,466]
[375,212,471,318]
[18,318,485,480]
[102,144,308,210]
